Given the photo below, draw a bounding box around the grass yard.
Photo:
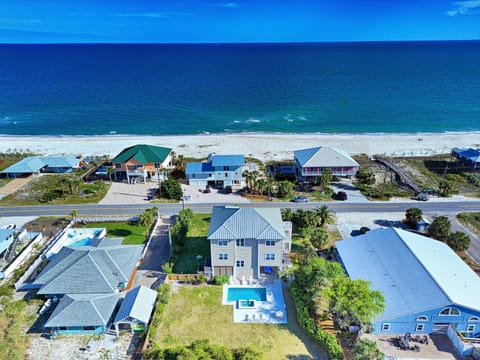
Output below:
[0,175,110,206]
[78,221,146,245]
[173,214,211,273]
[155,285,325,359]
[457,212,480,237]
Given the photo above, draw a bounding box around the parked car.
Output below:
[337,191,348,201]
[359,226,370,234]
[417,192,429,201]
[223,186,232,194]
[293,196,309,202]
[203,185,211,193]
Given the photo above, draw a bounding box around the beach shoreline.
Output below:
[1,132,479,161]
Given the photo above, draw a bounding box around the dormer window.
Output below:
[416,315,428,321]
[468,316,479,322]
[439,307,460,316]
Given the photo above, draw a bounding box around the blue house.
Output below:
[336,228,480,336]
[452,148,480,171]
[186,153,245,189]
[1,156,83,178]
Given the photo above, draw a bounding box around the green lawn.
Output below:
[173,214,211,273]
[155,285,325,359]
[78,221,146,245]
[457,212,480,237]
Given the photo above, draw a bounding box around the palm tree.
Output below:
[265,177,275,197]
[315,205,335,227]
[70,209,78,224]
[256,178,267,196]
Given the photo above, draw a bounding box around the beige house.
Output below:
[208,206,291,279]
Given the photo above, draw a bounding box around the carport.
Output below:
[113,285,157,336]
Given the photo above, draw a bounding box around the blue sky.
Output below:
[1,0,479,43]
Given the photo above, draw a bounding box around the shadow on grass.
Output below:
[173,236,210,274]
[107,229,133,238]
[283,288,328,360]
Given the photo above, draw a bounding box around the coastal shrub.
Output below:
[214,274,230,285]
[149,284,171,340]
[159,178,183,200]
[234,346,263,360]
[464,173,480,187]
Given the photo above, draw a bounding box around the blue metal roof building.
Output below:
[452,148,480,171]
[336,228,480,336]
[1,156,82,177]
[0,229,16,255]
[186,153,245,189]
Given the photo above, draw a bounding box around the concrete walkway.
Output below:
[0,176,32,197]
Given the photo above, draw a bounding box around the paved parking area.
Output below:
[181,184,250,204]
[336,212,407,239]
[99,181,157,205]
[330,179,369,203]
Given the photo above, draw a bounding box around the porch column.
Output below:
[131,323,134,334]
[115,323,119,336]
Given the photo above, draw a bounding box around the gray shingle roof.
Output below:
[114,285,157,325]
[294,147,359,168]
[45,293,119,328]
[208,206,286,240]
[34,243,142,295]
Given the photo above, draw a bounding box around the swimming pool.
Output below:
[227,287,266,302]
[70,238,93,247]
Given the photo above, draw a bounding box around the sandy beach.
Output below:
[0,132,479,161]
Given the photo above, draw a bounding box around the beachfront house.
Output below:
[33,238,143,335]
[185,153,245,189]
[111,144,172,184]
[336,228,480,337]
[294,146,359,182]
[0,156,84,178]
[452,148,480,171]
[208,206,292,280]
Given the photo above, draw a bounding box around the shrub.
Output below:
[159,178,183,200]
[214,274,230,285]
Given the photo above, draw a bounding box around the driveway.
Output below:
[336,212,407,239]
[99,181,157,205]
[181,184,250,204]
[330,179,369,203]
[448,214,480,264]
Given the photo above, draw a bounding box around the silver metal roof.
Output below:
[336,228,480,321]
[208,206,286,240]
[114,285,157,325]
[294,146,359,168]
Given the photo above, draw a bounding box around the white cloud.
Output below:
[446,0,480,16]
[220,2,238,8]
[115,12,193,18]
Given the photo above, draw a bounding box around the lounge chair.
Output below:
[252,314,257,321]
[244,314,249,321]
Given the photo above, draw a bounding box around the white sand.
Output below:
[0,132,479,161]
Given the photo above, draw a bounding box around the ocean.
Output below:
[0,41,479,136]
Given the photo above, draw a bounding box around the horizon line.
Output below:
[1,39,480,46]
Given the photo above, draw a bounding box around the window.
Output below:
[133,164,138,170]
[218,253,228,261]
[223,166,230,171]
[208,173,212,177]
[217,240,228,247]
[439,307,460,316]
[467,324,476,332]
[381,323,390,331]
[265,240,275,246]
[115,163,122,169]
[59,326,67,331]
[468,316,479,322]
[83,326,95,331]
[416,315,428,321]
[415,324,425,332]
[191,174,195,178]
[236,260,245,267]
[265,254,275,261]
[154,162,160,169]
[236,239,245,246]
[225,173,228,177]
[234,180,240,184]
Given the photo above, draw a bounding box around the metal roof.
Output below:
[185,161,214,175]
[0,229,16,254]
[336,228,480,321]
[294,147,359,168]
[45,293,119,328]
[1,156,80,174]
[114,285,157,325]
[111,144,171,164]
[34,242,142,295]
[210,154,244,167]
[208,206,286,240]
[452,148,480,163]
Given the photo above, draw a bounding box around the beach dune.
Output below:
[0,132,479,161]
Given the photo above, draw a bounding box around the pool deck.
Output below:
[223,278,287,324]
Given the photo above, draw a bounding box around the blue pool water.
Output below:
[227,287,267,302]
[70,238,93,247]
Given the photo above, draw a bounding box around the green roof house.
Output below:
[111,144,172,184]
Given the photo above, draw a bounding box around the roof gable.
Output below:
[294,147,359,168]
[35,244,142,295]
[45,293,119,328]
[114,285,157,324]
[208,207,285,240]
[111,144,171,164]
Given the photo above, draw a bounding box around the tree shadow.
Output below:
[424,159,461,175]
[374,219,407,229]
[108,229,133,237]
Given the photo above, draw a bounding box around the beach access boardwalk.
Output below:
[374,156,424,194]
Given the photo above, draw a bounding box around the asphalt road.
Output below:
[1,200,480,217]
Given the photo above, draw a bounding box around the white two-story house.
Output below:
[185,153,245,189]
[208,206,292,280]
